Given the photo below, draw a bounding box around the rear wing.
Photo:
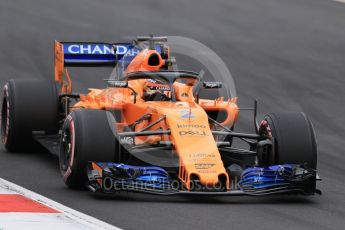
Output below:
[54,41,133,93]
[54,38,169,94]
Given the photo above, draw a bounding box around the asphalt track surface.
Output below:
[0,0,345,229]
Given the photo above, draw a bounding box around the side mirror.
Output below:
[106,80,137,103]
[196,81,223,103]
[203,82,222,89]
[107,80,128,88]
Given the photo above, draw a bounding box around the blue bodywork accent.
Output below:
[87,163,317,195]
[239,164,316,194]
[179,110,195,119]
[62,43,131,65]
[62,42,162,66]
[240,164,292,189]
[93,162,172,191]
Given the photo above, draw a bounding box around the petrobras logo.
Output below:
[63,43,139,56]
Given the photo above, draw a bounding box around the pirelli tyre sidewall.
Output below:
[1,79,59,152]
[60,109,117,189]
[263,112,317,170]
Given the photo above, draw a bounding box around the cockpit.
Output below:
[124,71,200,102]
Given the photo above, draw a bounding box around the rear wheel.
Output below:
[260,112,317,169]
[59,109,119,189]
[1,79,59,152]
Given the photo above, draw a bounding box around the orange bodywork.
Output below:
[54,41,240,190]
[54,41,72,94]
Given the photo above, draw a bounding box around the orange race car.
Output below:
[1,36,321,196]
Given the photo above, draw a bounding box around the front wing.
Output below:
[87,162,321,196]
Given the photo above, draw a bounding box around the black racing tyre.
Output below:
[1,79,59,152]
[262,112,317,169]
[59,109,118,189]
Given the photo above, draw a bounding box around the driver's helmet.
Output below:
[142,79,171,101]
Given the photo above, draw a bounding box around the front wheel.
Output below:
[259,112,317,169]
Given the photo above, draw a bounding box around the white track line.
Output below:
[0,178,121,230]
[0,213,95,230]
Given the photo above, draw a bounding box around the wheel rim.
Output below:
[259,119,273,138]
[1,97,9,144]
[61,128,72,172]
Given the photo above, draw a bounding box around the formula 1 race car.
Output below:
[1,36,320,196]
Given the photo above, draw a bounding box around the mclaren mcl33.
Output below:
[1,36,321,196]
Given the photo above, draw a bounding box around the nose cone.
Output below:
[182,151,229,190]
[161,104,229,190]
